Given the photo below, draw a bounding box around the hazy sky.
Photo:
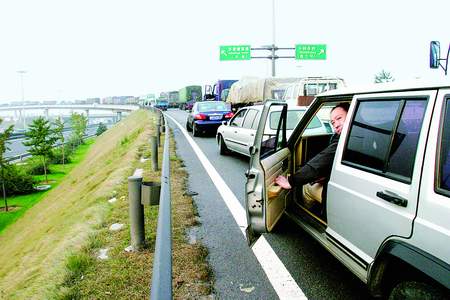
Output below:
[0,0,449,103]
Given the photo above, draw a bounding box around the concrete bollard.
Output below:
[128,170,145,250]
[150,136,158,171]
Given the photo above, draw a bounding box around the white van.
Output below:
[282,77,346,106]
[245,81,450,299]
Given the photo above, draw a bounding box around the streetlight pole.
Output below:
[272,0,276,77]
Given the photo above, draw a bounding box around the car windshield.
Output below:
[197,102,228,112]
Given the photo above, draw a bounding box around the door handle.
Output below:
[376,191,408,207]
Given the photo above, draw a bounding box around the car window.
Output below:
[251,111,260,130]
[230,109,246,127]
[260,105,287,158]
[343,98,427,183]
[270,109,321,131]
[197,102,228,112]
[242,109,258,129]
[438,96,450,193]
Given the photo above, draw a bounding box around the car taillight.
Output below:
[224,112,234,119]
[194,113,207,120]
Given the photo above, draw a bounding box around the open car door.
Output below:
[245,101,291,245]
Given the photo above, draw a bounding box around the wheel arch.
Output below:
[368,240,450,297]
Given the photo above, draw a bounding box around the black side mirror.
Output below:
[430,41,441,69]
[222,120,228,126]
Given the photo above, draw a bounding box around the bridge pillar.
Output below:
[85,109,90,125]
[44,108,49,120]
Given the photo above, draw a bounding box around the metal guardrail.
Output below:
[150,112,172,299]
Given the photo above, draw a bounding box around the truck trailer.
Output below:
[178,85,202,110]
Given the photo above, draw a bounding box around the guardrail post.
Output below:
[156,124,161,147]
[128,170,145,250]
[150,136,158,171]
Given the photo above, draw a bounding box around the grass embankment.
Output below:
[0,110,213,299]
[0,140,94,234]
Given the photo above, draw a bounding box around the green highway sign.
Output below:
[220,45,251,61]
[295,44,327,60]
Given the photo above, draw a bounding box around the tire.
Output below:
[192,123,200,137]
[186,120,192,132]
[218,135,229,155]
[389,281,447,300]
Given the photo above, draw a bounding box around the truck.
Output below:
[178,85,202,110]
[168,91,179,108]
[204,79,238,101]
[225,77,299,110]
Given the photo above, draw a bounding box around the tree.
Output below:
[374,70,395,83]
[96,122,107,136]
[52,117,66,165]
[0,119,14,212]
[24,117,57,183]
[70,112,88,146]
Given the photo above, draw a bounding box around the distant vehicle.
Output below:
[226,77,300,111]
[204,80,237,101]
[282,77,346,106]
[168,91,179,108]
[155,99,168,111]
[185,101,233,136]
[179,85,202,110]
[216,105,330,156]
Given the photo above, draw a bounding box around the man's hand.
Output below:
[275,175,292,190]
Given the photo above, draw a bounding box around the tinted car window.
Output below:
[242,109,258,129]
[251,111,260,130]
[438,97,450,192]
[230,109,246,127]
[343,98,427,182]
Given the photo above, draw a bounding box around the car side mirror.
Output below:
[430,41,441,69]
[222,121,228,126]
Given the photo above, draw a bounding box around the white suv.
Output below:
[245,81,450,299]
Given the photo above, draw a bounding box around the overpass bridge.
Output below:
[0,104,140,128]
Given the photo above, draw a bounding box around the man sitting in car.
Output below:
[275,102,349,208]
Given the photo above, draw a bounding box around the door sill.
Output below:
[285,201,327,233]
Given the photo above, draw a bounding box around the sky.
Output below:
[0,0,449,103]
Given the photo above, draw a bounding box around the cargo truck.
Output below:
[178,85,202,110]
[204,79,237,101]
[168,91,179,108]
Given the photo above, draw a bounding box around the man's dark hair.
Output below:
[331,102,350,113]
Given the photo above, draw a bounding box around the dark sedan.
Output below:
[186,101,233,136]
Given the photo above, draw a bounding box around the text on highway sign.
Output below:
[295,44,327,60]
[220,45,251,61]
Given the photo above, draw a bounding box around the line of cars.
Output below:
[185,100,333,157]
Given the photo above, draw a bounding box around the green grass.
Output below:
[0,140,94,234]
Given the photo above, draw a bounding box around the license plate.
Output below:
[210,115,222,120]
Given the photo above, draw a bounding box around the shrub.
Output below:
[96,122,107,136]
[2,164,36,196]
[49,148,72,164]
[25,157,51,175]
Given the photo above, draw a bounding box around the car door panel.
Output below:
[246,102,289,240]
[327,91,436,260]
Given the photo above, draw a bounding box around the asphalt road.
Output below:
[165,109,371,299]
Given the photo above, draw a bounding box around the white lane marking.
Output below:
[166,114,307,300]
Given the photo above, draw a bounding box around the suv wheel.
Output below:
[218,135,229,155]
[186,120,192,132]
[389,281,446,300]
